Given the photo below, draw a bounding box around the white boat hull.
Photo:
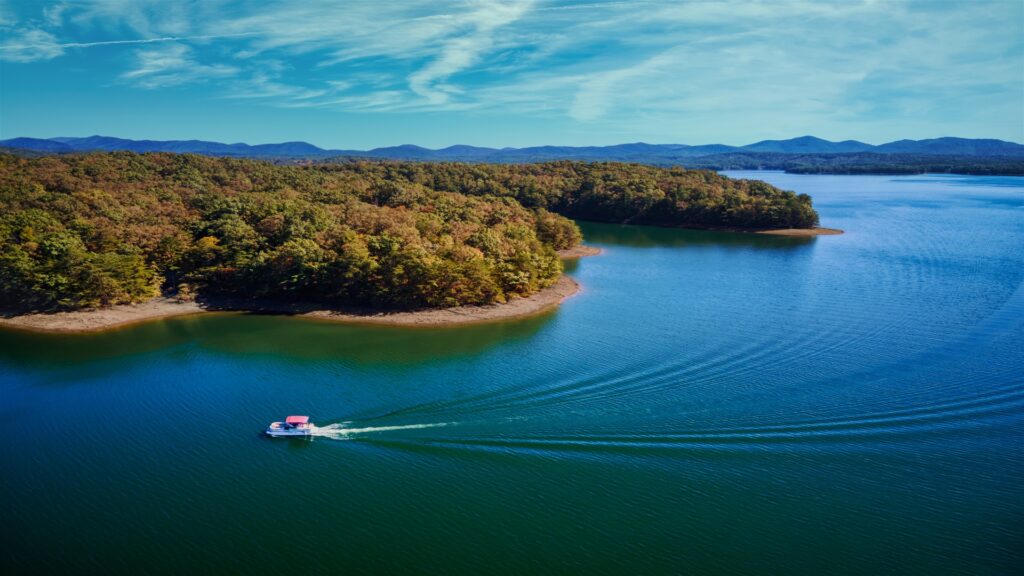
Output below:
[265,422,315,437]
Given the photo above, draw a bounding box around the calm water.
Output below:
[2,172,1022,575]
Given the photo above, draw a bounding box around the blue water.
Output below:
[1,172,1022,574]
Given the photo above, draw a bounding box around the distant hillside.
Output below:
[741,136,874,154]
[1,136,328,157]
[2,135,1022,175]
[872,138,1024,156]
[1,137,75,153]
[2,135,1021,164]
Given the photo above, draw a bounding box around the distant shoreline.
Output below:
[0,247,598,334]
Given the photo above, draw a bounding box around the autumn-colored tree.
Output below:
[0,151,820,312]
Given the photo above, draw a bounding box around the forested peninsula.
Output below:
[0,153,820,322]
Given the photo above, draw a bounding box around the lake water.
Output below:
[2,172,1022,575]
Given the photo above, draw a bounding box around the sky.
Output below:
[0,0,1021,149]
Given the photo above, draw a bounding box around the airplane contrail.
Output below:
[1,31,259,51]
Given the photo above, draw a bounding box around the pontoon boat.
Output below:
[266,415,314,437]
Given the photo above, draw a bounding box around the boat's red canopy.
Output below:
[285,415,310,424]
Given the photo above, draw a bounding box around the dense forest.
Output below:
[0,152,818,312]
[334,160,819,229]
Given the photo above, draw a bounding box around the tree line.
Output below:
[331,159,820,229]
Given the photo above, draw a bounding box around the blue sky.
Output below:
[1,0,1021,148]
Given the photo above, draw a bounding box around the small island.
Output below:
[0,152,829,333]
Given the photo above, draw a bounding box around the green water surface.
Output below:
[2,173,1022,575]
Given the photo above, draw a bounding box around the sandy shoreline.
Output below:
[756,227,844,237]
[0,277,579,334]
[576,220,843,237]
[0,299,206,334]
[681,225,844,236]
[0,246,600,334]
[301,275,580,327]
[556,245,603,258]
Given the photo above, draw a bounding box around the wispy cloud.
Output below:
[120,44,237,89]
[220,67,332,104]
[41,3,65,27]
[408,0,534,105]
[63,0,202,37]
[0,26,64,62]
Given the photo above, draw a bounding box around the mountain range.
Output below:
[2,135,1022,162]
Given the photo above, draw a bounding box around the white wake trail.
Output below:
[311,421,454,440]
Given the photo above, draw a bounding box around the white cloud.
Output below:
[222,70,328,102]
[65,0,200,37]
[0,27,64,62]
[408,0,534,104]
[121,44,237,88]
[217,2,457,61]
[42,3,66,27]
[0,0,14,27]
[569,48,681,122]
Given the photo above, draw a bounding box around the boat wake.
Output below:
[310,421,455,440]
